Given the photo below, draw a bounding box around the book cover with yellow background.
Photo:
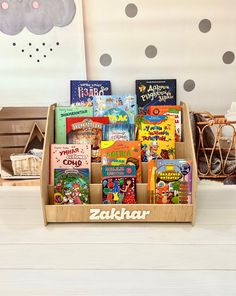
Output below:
[137,115,175,162]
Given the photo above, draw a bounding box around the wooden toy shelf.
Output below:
[40,102,198,225]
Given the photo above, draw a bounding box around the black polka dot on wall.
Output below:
[125,3,138,18]
[199,19,211,33]
[100,53,112,67]
[145,45,157,58]
[184,80,195,92]
[222,51,235,64]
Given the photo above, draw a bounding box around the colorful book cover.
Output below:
[102,124,135,141]
[102,165,137,204]
[55,106,93,144]
[54,168,89,205]
[66,117,109,162]
[70,80,111,106]
[137,115,175,162]
[147,105,182,141]
[94,95,137,124]
[101,141,142,182]
[50,144,91,184]
[148,159,192,204]
[136,79,177,114]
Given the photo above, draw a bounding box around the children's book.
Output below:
[54,168,89,205]
[70,80,111,106]
[50,144,91,184]
[55,106,93,144]
[66,117,109,162]
[136,79,176,114]
[101,141,142,182]
[102,124,135,141]
[102,165,137,204]
[148,159,192,204]
[147,105,182,141]
[93,95,137,124]
[137,115,175,162]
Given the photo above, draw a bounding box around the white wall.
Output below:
[0,0,235,112]
[83,0,236,113]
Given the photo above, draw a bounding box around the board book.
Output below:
[102,124,135,141]
[55,106,93,144]
[70,80,111,106]
[102,165,137,204]
[147,105,182,141]
[94,95,137,124]
[136,79,176,114]
[101,141,142,182]
[54,168,89,205]
[50,144,91,184]
[148,159,192,204]
[66,117,109,162]
[137,115,175,162]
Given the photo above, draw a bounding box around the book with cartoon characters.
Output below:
[70,80,111,106]
[54,168,89,205]
[102,165,137,204]
[50,144,91,184]
[136,79,176,115]
[137,115,175,162]
[93,95,137,124]
[148,159,192,204]
[101,141,142,182]
[66,117,109,162]
[55,106,93,144]
[102,124,135,141]
[147,105,182,141]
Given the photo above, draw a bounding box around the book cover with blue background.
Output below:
[70,80,111,106]
[94,95,137,124]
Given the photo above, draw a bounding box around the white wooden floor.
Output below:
[0,182,236,295]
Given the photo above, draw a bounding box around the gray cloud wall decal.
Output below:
[0,0,76,35]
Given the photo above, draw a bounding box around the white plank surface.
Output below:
[0,183,236,295]
[0,244,235,270]
[1,270,236,296]
[0,224,236,244]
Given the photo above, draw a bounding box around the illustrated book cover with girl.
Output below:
[70,80,111,106]
[50,144,91,184]
[102,124,135,141]
[148,159,192,204]
[147,105,182,141]
[66,117,109,162]
[102,165,137,204]
[55,106,93,144]
[137,115,175,162]
[101,141,142,182]
[93,95,137,124]
[54,168,89,205]
[136,79,176,115]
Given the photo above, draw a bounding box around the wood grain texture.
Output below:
[0,244,235,270]
[0,178,40,186]
[1,270,236,296]
[0,107,48,120]
[1,224,236,244]
[41,102,198,225]
[45,204,193,223]
[0,119,46,134]
[40,105,55,225]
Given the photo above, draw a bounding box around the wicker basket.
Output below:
[10,154,41,176]
[194,112,236,178]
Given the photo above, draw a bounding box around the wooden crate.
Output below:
[0,107,47,182]
[40,102,198,225]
